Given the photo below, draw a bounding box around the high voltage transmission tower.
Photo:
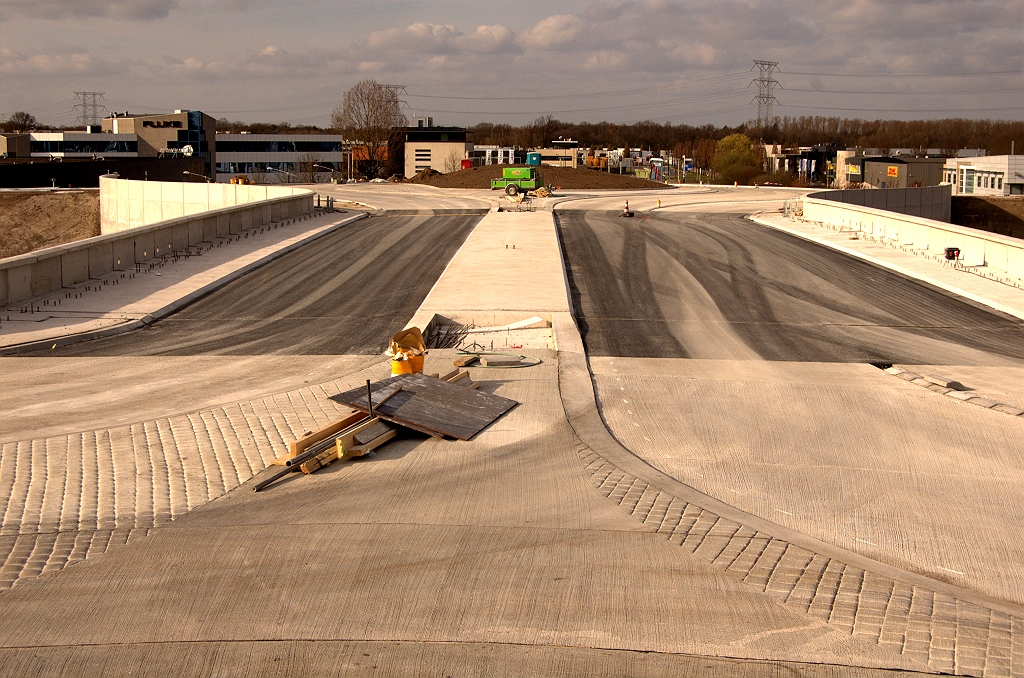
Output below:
[382,84,409,111]
[73,91,107,127]
[750,61,780,129]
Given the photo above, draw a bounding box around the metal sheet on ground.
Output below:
[331,373,518,440]
[556,209,1024,364]
[37,214,480,356]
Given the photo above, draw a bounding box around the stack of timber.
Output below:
[253,369,517,492]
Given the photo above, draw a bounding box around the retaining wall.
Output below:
[809,185,951,222]
[802,195,1024,279]
[100,177,312,234]
[1,190,314,307]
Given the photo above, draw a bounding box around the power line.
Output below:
[778,104,1022,113]
[413,89,747,117]
[786,86,1024,95]
[783,70,1021,78]
[403,73,748,101]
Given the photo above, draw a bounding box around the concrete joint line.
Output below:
[0,212,368,355]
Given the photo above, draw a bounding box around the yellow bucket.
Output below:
[391,355,424,375]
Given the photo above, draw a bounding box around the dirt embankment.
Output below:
[0,190,100,259]
[408,164,671,190]
[951,196,1024,240]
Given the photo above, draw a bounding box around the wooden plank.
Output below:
[351,380,403,413]
[330,373,518,441]
[300,447,339,475]
[286,411,367,458]
[353,421,394,446]
[347,429,398,455]
[453,355,478,367]
[335,417,386,459]
[447,371,470,385]
[439,369,461,381]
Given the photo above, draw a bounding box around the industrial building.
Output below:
[842,156,946,189]
[944,155,1024,195]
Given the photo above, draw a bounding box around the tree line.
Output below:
[467,115,1023,156]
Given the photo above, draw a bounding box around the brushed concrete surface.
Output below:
[0,350,928,674]
[0,640,936,678]
[411,211,571,325]
[0,355,382,443]
[590,356,1024,607]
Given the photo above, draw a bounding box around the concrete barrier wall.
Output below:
[803,196,1024,278]
[808,185,951,223]
[100,177,313,234]
[0,191,314,307]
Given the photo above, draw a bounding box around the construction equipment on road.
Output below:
[491,166,543,196]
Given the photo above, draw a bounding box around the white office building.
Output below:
[944,156,1024,196]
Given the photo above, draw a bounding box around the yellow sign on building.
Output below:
[887,166,899,177]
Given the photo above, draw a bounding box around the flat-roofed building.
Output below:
[215,133,348,182]
[944,156,1024,195]
[28,132,138,158]
[102,109,216,176]
[402,126,471,177]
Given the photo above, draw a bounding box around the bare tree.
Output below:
[298,151,323,184]
[443,149,463,174]
[2,111,38,133]
[249,164,267,185]
[330,80,406,179]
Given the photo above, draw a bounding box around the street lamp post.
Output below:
[182,171,211,183]
[265,165,297,184]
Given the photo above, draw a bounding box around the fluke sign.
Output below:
[142,120,183,128]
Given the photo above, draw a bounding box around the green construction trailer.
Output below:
[491,166,541,195]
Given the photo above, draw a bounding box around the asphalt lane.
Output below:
[46,214,480,356]
[557,209,1024,363]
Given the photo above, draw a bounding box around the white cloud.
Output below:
[516,15,584,49]
[0,46,127,78]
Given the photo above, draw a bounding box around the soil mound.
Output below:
[0,190,100,259]
[408,164,670,190]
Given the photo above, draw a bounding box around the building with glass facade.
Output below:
[214,134,348,182]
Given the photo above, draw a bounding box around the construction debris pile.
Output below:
[253,328,520,492]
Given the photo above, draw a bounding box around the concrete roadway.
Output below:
[556,209,1024,364]
[42,213,480,356]
[555,202,1024,610]
[3,186,1023,676]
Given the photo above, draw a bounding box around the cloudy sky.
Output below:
[2,0,1022,128]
